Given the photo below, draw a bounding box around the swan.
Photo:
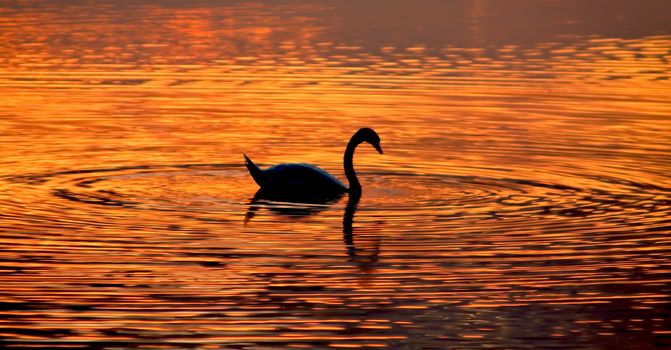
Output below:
[244,128,383,202]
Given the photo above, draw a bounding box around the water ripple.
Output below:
[1,1,670,349]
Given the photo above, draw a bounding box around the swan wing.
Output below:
[263,163,347,192]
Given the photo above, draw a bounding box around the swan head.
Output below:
[355,128,383,154]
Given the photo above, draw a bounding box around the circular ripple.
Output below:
[3,164,669,233]
[1,165,670,350]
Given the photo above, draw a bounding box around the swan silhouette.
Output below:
[244,128,383,203]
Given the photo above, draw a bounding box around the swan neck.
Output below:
[344,137,361,194]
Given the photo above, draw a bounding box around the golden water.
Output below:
[1,1,670,348]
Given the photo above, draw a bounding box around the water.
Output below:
[1,1,670,348]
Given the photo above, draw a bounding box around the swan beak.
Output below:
[373,142,383,155]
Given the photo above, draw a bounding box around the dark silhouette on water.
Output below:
[243,196,335,223]
[244,128,383,203]
[244,188,381,271]
[244,128,384,267]
[343,192,380,271]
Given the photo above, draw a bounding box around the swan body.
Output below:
[245,159,347,197]
[244,128,382,202]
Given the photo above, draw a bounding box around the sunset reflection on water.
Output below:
[0,1,670,349]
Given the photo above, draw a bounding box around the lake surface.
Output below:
[1,1,670,348]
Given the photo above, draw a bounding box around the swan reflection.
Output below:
[343,193,381,271]
[243,189,340,222]
[244,192,381,270]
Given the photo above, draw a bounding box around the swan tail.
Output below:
[243,154,264,186]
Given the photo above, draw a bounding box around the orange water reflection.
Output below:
[1,0,670,349]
